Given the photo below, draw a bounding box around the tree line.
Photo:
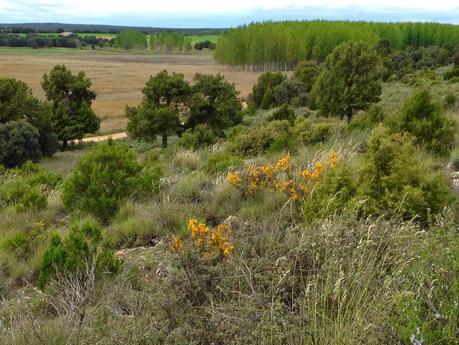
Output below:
[214,20,459,70]
[116,31,216,52]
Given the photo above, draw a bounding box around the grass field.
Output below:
[0,50,259,133]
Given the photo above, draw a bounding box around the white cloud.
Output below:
[1,0,457,18]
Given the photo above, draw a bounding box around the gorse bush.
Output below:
[37,219,120,289]
[387,89,456,155]
[356,125,453,223]
[62,140,142,222]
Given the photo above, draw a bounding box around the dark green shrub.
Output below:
[273,79,307,106]
[37,219,120,289]
[179,124,217,150]
[268,104,296,124]
[302,164,358,222]
[0,120,42,168]
[387,90,456,156]
[62,140,142,222]
[249,72,286,109]
[204,151,242,174]
[356,125,454,223]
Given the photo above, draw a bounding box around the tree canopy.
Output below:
[42,65,100,148]
[313,41,382,122]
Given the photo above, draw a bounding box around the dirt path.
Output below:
[70,132,128,145]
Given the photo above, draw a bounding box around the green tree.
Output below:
[0,78,58,156]
[116,31,147,50]
[187,73,242,134]
[62,140,141,222]
[127,105,180,148]
[126,70,191,147]
[314,41,382,122]
[0,121,42,168]
[42,65,100,148]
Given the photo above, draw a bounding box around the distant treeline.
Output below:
[0,33,78,48]
[214,21,459,70]
[115,31,216,52]
[0,33,115,49]
[0,23,227,36]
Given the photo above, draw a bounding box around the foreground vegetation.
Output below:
[0,36,458,344]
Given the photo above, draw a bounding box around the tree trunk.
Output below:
[162,134,168,148]
[62,139,68,150]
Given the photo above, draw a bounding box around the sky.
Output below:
[0,0,458,27]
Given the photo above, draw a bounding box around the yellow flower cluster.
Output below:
[227,152,338,202]
[171,218,234,257]
[301,161,324,180]
[171,236,184,253]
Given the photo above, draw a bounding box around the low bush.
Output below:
[268,104,296,124]
[356,125,454,223]
[179,124,217,150]
[37,219,120,289]
[230,120,297,156]
[0,163,62,212]
[386,89,456,156]
[204,151,243,174]
[302,164,358,222]
[295,119,344,145]
[62,140,142,222]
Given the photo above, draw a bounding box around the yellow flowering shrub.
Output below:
[227,151,338,202]
[171,218,234,257]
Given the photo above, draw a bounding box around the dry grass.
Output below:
[0,53,261,133]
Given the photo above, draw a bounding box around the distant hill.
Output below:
[0,23,227,35]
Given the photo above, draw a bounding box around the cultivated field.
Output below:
[0,50,259,133]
